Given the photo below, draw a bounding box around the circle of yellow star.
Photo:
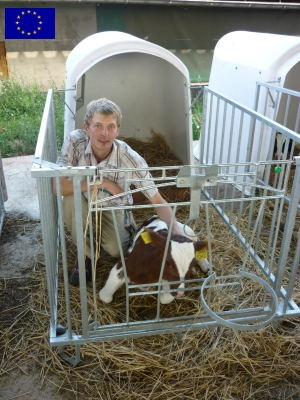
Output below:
[15,9,44,37]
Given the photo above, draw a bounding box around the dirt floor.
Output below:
[0,156,85,400]
[2,215,300,400]
[0,213,86,400]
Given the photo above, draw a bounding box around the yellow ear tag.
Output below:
[196,248,208,260]
[141,231,152,244]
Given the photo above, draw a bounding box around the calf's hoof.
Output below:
[159,292,175,304]
[197,259,209,273]
[99,289,113,303]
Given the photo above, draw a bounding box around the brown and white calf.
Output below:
[99,215,212,304]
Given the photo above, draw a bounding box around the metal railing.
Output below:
[32,88,300,365]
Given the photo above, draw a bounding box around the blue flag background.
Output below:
[5,8,55,40]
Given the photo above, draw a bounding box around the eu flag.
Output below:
[5,8,55,40]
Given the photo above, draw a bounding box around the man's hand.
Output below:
[149,192,181,235]
[99,178,124,197]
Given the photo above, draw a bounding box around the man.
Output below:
[54,98,181,285]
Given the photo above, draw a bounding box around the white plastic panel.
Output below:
[64,31,192,165]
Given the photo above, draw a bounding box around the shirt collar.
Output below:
[105,141,117,165]
[85,136,92,156]
[85,139,118,166]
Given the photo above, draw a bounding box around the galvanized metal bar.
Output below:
[212,96,220,165]
[229,109,244,226]
[110,209,131,324]
[73,176,89,339]
[295,101,300,133]
[50,309,295,349]
[221,106,235,216]
[244,163,259,246]
[55,178,73,340]
[199,89,207,165]
[205,203,213,275]
[156,206,177,316]
[283,94,291,127]
[282,229,300,313]
[206,92,214,163]
[257,81,300,99]
[36,177,59,334]
[86,180,99,330]
[274,158,300,296]
[253,80,261,113]
[219,101,227,167]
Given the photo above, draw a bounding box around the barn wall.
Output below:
[1,2,300,87]
[0,2,96,89]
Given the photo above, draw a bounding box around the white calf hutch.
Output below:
[194,31,300,166]
[32,32,300,365]
[64,31,193,166]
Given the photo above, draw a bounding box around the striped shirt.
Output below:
[57,129,158,205]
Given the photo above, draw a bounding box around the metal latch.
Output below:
[176,165,218,220]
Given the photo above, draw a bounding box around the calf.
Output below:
[99,215,212,304]
[273,132,293,160]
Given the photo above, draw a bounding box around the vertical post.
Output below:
[73,175,89,339]
[56,178,73,339]
[37,176,59,335]
[274,157,300,296]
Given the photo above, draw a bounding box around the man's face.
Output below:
[84,113,120,158]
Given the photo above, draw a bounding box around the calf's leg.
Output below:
[99,263,125,303]
[159,283,175,304]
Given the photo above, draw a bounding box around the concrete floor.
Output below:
[1,155,40,220]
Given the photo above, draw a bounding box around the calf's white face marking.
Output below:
[170,241,195,280]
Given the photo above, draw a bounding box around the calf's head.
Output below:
[144,228,211,299]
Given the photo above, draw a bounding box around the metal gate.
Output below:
[32,88,300,365]
[253,81,300,164]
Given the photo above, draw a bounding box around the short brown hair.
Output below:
[84,98,122,126]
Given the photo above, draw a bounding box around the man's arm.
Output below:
[149,191,181,235]
[53,176,124,197]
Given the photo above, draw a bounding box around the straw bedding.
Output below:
[1,133,300,399]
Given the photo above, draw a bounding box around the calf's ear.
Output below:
[142,228,166,249]
[193,240,215,258]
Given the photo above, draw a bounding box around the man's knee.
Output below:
[102,242,121,258]
[102,235,130,258]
